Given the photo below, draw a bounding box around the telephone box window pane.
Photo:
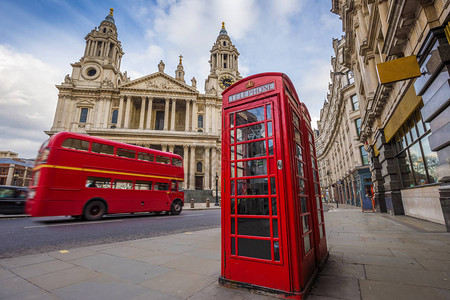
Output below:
[304,234,311,254]
[231,237,235,255]
[296,145,302,160]
[293,113,299,128]
[230,130,235,144]
[299,179,306,194]
[271,198,277,215]
[237,178,268,195]
[237,159,267,177]
[237,140,267,159]
[231,163,235,178]
[231,198,235,214]
[301,197,308,213]
[309,132,314,144]
[231,146,235,161]
[231,218,235,234]
[236,107,265,126]
[270,177,276,195]
[294,129,301,144]
[313,170,318,182]
[297,161,304,177]
[316,196,321,209]
[303,215,310,233]
[238,238,271,260]
[268,139,274,155]
[319,226,324,239]
[238,218,270,237]
[237,124,265,142]
[267,121,272,137]
[231,180,235,196]
[230,113,234,127]
[318,211,323,224]
[314,183,319,195]
[311,156,317,169]
[237,198,269,215]
[266,104,272,120]
[273,219,278,238]
[273,241,280,261]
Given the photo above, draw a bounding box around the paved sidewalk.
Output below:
[1,204,449,299]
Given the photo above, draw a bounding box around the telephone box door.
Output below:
[223,98,291,290]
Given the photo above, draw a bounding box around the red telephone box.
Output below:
[220,73,328,299]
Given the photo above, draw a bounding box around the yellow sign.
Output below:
[376,55,422,85]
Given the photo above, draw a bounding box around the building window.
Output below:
[355,118,361,137]
[111,109,118,124]
[351,94,359,111]
[360,146,368,166]
[155,111,165,130]
[79,108,88,123]
[393,109,438,187]
[347,71,354,85]
[196,161,203,172]
[198,115,203,128]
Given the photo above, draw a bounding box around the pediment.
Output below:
[120,72,196,93]
[76,99,94,107]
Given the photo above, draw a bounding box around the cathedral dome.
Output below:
[104,8,115,24]
[219,22,227,36]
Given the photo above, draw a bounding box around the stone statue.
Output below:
[158,60,165,73]
[64,74,72,83]
[191,77,197,88]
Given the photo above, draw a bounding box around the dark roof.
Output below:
[0,158,34,168]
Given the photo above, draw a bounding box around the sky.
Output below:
[0,0,343,159]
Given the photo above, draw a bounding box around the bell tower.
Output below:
[69,8,125,88]
[205,22,241,96]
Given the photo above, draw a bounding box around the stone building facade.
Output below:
[316,37,373,208]
[331,0,450,229]
[46,10,242,195]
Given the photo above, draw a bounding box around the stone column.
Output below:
[168,144,175,153]
[192,100,198,132]
[189,145,196,189]
[164,98,170,131]
[52,96,65,129]
[183,145,189,189]
[185,100,190,131]
[211,104,217,134]
[211,146,217,191]
[124,96,132,128]
[117,96,124,128]
[161,144,167,152]
[146,97,153,129]
[102,98,111,128]
[170,99,177,131]
[205,103,211,133]
[139,96,146,129]
[204,146,211,189]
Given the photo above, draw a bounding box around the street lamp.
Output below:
[215,172,219,206]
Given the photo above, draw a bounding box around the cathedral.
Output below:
[47,9,242,193]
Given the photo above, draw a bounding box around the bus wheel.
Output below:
[170,200,182,215]
[83,200,106,221]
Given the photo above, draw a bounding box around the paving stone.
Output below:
[27,266,100,291]
[162,255,220,276]
[52,276,149,300]
[71,253,130,270]
[343,253,423,269]
[48,247,97,261]
[135,250,180,265]
[309,275,360,300]
[0,267,16,280]
[321,261,366,279]
[0,289,60,300]
[415,257,450,272]
[360,279,450,300]
[365,265,450,289]
[0,276,40,298]
[0,253,54,268]
[189,280,276,300]
[98,260,172,284]
[10,259,74,278]
[140,269,214,298]
[99,245,150,258]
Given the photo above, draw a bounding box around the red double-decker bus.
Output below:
[26,132,184,220]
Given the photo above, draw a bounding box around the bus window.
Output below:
[172,158,182,167]
[91,143,114,155]
[154,182,169,191]
[116,148,136,159]
[113,180,133,189]
[138,152,154,162]
[155,156,170,164]
[62,138,89,151]
[135,181,152,190]
[171,181,178,191]
[86,177,111,188]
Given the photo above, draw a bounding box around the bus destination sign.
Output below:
[229,82,275,102]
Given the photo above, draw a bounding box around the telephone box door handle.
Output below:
[277,160,283,170]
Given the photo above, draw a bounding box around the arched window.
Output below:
[197,161,203,172]
[223,41,226,46]
[111,110,118,124]
[198,115,203,128]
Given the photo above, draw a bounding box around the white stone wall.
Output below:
[401,186,445,225]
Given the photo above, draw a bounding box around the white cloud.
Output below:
[0,45,60,158]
